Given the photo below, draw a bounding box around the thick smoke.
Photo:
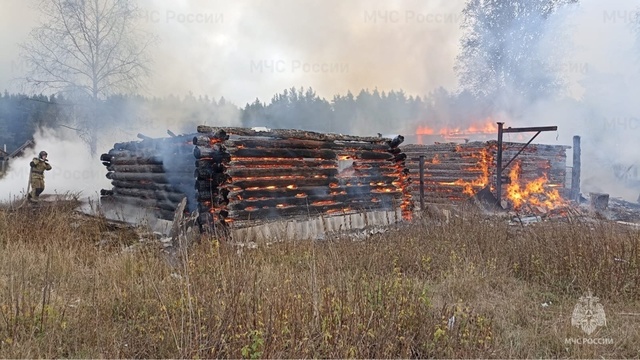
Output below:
[1,0,639,203]
[0,128,112,202]
[510,0,640,201]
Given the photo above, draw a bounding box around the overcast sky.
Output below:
[0,0,465,105]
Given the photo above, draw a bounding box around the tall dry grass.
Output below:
[0,203,638,358]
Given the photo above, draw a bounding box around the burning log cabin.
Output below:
[100,127,412,233]
[402,141,571,210]
[193,126,412,230]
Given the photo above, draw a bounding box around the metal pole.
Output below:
[419,155,425,210]
[571,135,581,202]
[496,122,504,206]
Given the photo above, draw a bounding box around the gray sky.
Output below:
[0,0,465,105]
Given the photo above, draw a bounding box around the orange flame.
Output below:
[436,148,493,196]
[415,119,499,142]
[506,162,565,210]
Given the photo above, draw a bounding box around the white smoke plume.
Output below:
[0,128,112,203]
[513,0,640,201]
[0,0,639,202]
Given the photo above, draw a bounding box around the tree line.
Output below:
[0,87,498,153]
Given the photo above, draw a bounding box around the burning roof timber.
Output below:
[100,127,413,231]
[402,141,571,209]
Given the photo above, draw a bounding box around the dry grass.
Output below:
[0,203,638,358]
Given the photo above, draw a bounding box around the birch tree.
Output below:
[20,0,154,153]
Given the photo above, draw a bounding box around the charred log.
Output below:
[193,147,232,162]
[228,204,358,220]
[106,164,166,173]
[112,187,187,203]
[231,148,338,160]
[108,194,181,212]
[228,177,334,189]
[111,180,183,192]
[227,159,337,168]
[196,126,390,143]
[208,138,391,151]
[227,167,338,178]
[388,135,405,148]
[195,171,231,184]
[106,172,193,183]
[106,156,165,165]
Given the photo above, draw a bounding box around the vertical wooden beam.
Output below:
[496,122,504,206]
[571,135,581,202]
[419,155,425,210]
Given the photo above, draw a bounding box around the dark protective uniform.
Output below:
[29,157,52,201]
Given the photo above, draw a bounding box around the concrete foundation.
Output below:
[230,209,404,242]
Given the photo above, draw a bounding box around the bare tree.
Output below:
[20,0,154,153]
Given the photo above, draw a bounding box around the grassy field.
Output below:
[0,202,638,358]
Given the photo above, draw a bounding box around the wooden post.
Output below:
[571,136,581,202]
[495,122,504,206]
[419,155,425,210]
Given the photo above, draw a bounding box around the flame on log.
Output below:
[193,128,412,230]
[102,127,412,228]
[403,141,570,208]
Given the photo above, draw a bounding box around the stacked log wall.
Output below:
[100,135,196,220]
[402,141,570,204]
[194,126,412,231]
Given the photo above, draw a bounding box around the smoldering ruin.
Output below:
[99,126,412,239]
[96,120,636,242]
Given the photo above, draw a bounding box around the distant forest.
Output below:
[0,87,494,153]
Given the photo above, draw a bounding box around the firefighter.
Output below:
[28,150,52,202]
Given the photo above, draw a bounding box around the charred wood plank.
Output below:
[193,147,232,161]
[220,138,391,151]
[226,192,402,211]
[227,159,336,168]
[106,164,166,173]
[192,130,229,146]
[230,148,337,160]
[100,153,113,162]
[106,172,193,183]
[227,196,347,211]
[196,126,390,143]
[227,203,374,221]
[107,156,165,165]
[195,179,223,192]
[194,162,226,173]
[112,188,187,203]
[228,177,333,189]
[111,180,183,192]
[108,194,180,212]
[196,172,231,184]
[418,175,487,182]
[227,167,338,178]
